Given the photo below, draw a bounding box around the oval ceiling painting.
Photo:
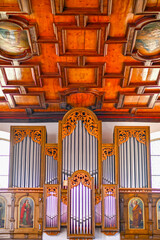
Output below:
[135,22,160,57]
[0,21,30,58]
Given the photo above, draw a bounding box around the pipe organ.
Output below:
[0,107,159,239]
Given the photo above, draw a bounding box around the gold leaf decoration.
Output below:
[45,147,58,160]
[102,146,115,161]
[104,186,116,198]
[13,129,42,145]
[118,130,146,145]
[62,110,98,139]
[70,172,92,189]
[47,186,58,197]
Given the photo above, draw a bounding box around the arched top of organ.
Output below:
[61,107,100,139]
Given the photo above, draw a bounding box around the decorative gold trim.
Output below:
[45,147,58,160]
[62,110,98,139]
[95,195,101,205]
[46,186,58,197]
[118,130,146,145]
[61,195,67,205]
[104,186,116,198]
[70,172,92,189]
[102,146,115,161]
[13,129,42,145]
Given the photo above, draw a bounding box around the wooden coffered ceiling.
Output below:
[1,0,160,122]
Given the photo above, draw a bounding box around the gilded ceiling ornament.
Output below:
[118,130,146,145]
[70,172,92,189]
[47,186,58,197]
[13,129,42,145]
[62,110,98,139]
[104,186,116,198]
[102,146,115,161]
[45,147,58,160]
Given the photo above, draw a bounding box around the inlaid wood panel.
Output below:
[0,0,32,14]
[123,64,160,88]
[51,0,112,15]
[0,65,41,87]
[54,21,110,56]
[134,0,160,14]
[58,62,105,88]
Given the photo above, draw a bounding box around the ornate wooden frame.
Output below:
[114,126,151,188]
[122,63,160,88]
[57,61,105,88]
[43,184,61,232]
[0,0,32,15]
[67,170,95,239]
[0,17,40,61]
[124,16,160,62]
[53,21,110,56]
[13,191,42,239]
[59,88,105,110]
[134,0,160,14]
[3,90,46,109]
[50,0,112,15]
[0,64,42,87]
[58,107,102,192]
[9,126,46,187]
[102,184,119,232]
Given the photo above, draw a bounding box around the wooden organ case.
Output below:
[0,107,160,239]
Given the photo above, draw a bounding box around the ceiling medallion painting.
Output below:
[135,22,160,57]
[0,18,39,61]
[124,17,160,62]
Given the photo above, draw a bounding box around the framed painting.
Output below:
[0,18,39,61]
[128,197,144,229]
[0,197,5,228]
[19,197,34,228]
[157,199,160,229]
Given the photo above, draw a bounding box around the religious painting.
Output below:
[0,21,30,57]
[157,199,160,229]
[19,197,34,228]
[135,22,160,57]
[0,197,5,228]
[128,197,144,229]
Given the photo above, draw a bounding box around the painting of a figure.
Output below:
[135,22,160,56]
[157,199,160,229]
[0,21,30,56]
[0,197,5,228]
[129,198,144,229]
[19,197,34,228]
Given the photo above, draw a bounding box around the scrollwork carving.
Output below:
[102,146,115,161]
[45,147,58,160]
[95,195,101,205]
[62,110,98,139]
[13,129,42,145]
[47,186,58,197]
[61,195,67,205]
[104,186,116,198]
[118,130,146,145]
[70,172,92,189]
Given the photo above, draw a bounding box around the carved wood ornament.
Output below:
[46,186,58,198]
[45,147,58,160]
[118,130,146,145]
[13,129,42,145]
[70,172,92,189]
[102,146,115,161]
[62,110,98,139]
